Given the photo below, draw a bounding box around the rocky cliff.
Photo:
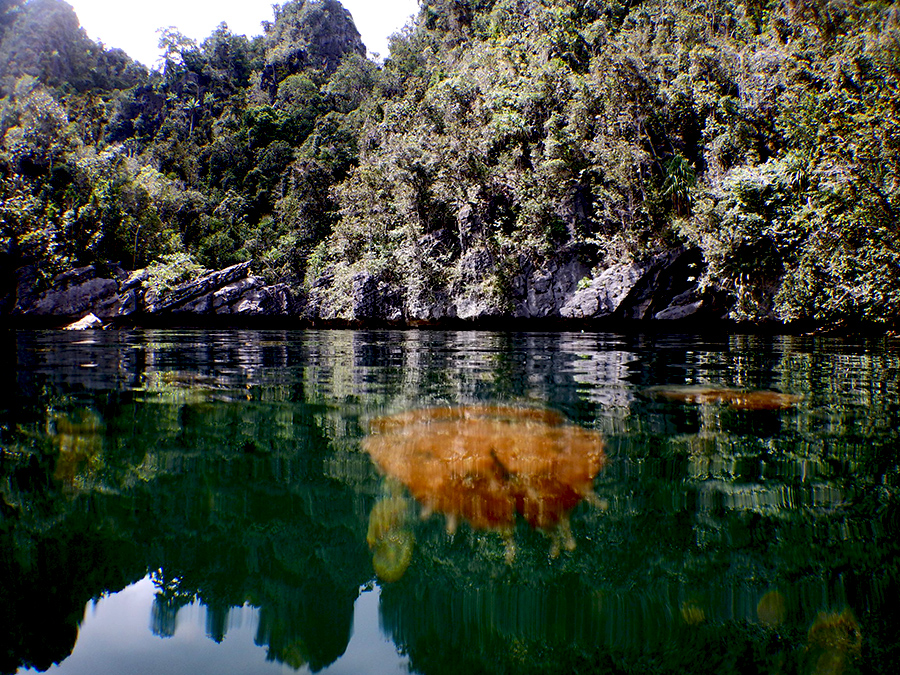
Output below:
[7,261,297,327]
[303,246,725,326]
[3,248,726,328]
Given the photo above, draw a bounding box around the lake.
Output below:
[2,329,899,675]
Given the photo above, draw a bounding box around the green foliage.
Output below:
[2,80,72,170]
[263,0,366,84]
[3,0,900,325]
[143,252,208,295]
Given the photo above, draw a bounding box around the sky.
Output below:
[66,0,420,67]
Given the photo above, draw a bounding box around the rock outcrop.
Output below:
[10,262,298,325]
[560,249,722,321]
[6,248,727,327]
[301,247,725,325]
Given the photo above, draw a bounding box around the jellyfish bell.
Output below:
[757,590,787,627]
[367,490,417,583]
[644,385,803,411]
[806,608,862,675]
[362,405,606,557]
[371,529,415,583]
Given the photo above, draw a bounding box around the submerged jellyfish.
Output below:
[806,608,862,675]
[757,590,787,627]
[362,405,606,558]
[644,385,803,411]
[367,492,415,583]
[50,409,104,489]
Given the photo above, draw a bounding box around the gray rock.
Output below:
[17,265,134,320]
[559,249,719,322]
[560,262,648,319]
[616,249,709,320]
[654,288,706,320]
[515,255,592,318]
[349,271,403,323]
[296,247,724,325]
[9,259,300,322]
[63,313,105,330]
[143,261,253,313]
[150,267,299,318]
[451,249,503,320]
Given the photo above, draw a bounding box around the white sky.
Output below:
[66,0,420,67]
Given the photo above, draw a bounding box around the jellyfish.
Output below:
[806,608,862,675]
[757,590,787,627]
[362,405,605,559]
[50,409,104,489]
[367,491,415,583]
[644,385,803,410]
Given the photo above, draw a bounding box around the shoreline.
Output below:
[4,314,897,338]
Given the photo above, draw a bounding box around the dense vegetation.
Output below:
[2,0,900,325]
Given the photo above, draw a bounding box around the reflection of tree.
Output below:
[122,395,373,671]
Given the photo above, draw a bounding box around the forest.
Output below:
[2,0,900,326]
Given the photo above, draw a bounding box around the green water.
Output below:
[2,329,899,675]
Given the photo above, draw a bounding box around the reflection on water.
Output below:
[17,577,408,675]
[2,329,900,674]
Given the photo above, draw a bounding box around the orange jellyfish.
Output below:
[362,405,605,557]
[757,590,788,627]
[645,385,803,411]
[806,608,862,675]
[50,409,104,490]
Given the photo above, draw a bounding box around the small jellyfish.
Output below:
[806,608,862,675]
[371,529,415,583]
[680,599,706,626]
[758,590,787,627]
[50,409,104,489]
[645,385,803,410]
[367,494,415,583]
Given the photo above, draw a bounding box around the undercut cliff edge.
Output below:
[0,249,885,333]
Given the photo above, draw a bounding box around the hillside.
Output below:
[2,0,899,328]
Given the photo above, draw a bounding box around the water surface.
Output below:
[2,329,899,674]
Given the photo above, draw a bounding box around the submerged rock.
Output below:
[10,260,299,324]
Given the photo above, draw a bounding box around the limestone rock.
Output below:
[560,262,648,319]
[8,259,300,323]
[63,313,104,330]
[15,264,133,320]
[350,271,403,323]
[512,254,592,319]
[450,249,503,321]
[560,249,720,322]
[143,262,253,313]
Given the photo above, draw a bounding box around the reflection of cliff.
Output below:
[0,521,144,674]
[0,384,373,674]
[120,395,373,671]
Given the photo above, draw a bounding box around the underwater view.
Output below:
[2,329,899,675]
